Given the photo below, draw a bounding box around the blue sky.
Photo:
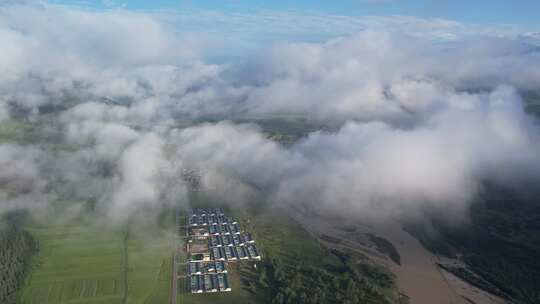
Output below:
[45,0,540,61]
[52,0,540,27]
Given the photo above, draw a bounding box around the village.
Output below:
[181,207,261,294]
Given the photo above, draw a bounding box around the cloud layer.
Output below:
[1,1,540,221]
[166,85,540,218]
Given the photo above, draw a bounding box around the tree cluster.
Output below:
[0,210,39,304]
[256,250,393,304]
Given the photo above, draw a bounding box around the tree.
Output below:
[259,268,268,287]
[346,277,357,298]
[299,292,308,303]
[273,291,285,304]
[0,211,38,304]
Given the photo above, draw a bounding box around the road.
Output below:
[171,208,179,304]
[122,229,130,304]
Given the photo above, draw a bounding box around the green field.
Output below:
[0,118,76,151]
[19,204,173,304]
[125,221,172,304]
[0,119,36,144]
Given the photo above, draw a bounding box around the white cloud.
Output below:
[165,85,540,219]
[1,1,540,222]
[109,133,168,218]
[0,2,211,111]
[155,9,540,53]
[234,31,540,124]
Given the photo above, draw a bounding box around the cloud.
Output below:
[58,101,189,218]
[0,144,49,214]
[0,1,210,111]
[109,133,168,218]
[0,1,539,223]
[0,145,41,194]
[154,9,540,52]
[165,85,540,219]
[223,31,540,129]
[276,86,540,215]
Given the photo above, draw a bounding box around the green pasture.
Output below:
[20,204,173,304]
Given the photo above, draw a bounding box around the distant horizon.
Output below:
[35,0,540,61]
[48,0,540,28]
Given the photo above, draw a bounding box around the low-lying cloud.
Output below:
[0,1,539,222]
[167,85,540,218]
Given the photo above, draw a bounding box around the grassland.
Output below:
[20,213,125,304]
[0,119,36,144]
[124,217,173,304]
[19,202,173,304]
[0,118,78,154]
